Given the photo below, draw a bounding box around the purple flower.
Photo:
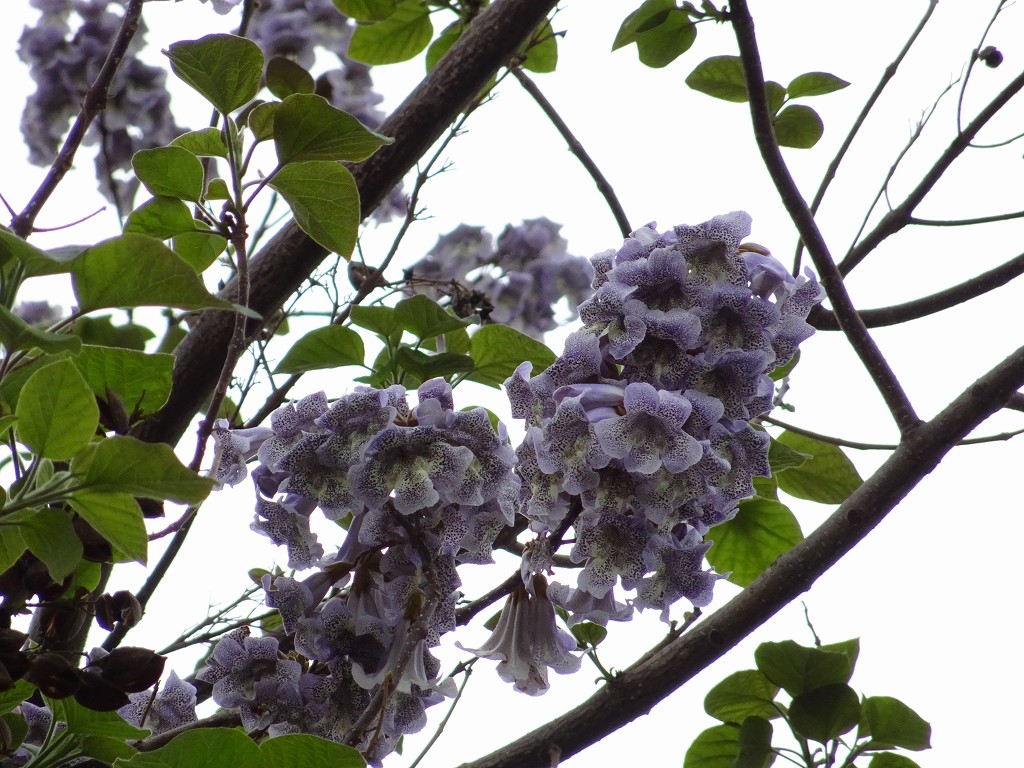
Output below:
[212,419,274,486]
[457,576,580,695]
[119,671,197,734]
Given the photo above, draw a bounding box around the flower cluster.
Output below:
[208,380,518,762]
[505,212,823,623]
[19,0,182,211]
[406,218,595,339]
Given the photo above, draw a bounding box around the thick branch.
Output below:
[132,0,559,448]
[729,0,920,435]
[456,340,1024,768]
[810,249,1024,329]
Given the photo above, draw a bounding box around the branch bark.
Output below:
[132,0,560,448]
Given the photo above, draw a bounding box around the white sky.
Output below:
[3,1,1023,766]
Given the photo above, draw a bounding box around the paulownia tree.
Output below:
[0,1,1019,767]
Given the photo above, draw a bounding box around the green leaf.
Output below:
[269,161,360,258]
[425,22,462,71]
[772,104,824,149]
[767,437,809,474]
[682,723,740,768]
[333,0,396,20]
[394,294,474,340]
[394,347,474,384]
[860,696,931,751]
[775,431,862,503]
[821,638,860,673]
[248,101,280,142]
[788,683,860,743]
[259,733,365,768]
[769,348,800,381]
[350,305,400,340]
[787,71,850,99]
[348,0,433,65]
[634,8,696,68]
[7,507,83,582]
[0,678,35,714]
[705,498,802,587]
[0,527,27,575]
[275,325,365,374]
[613,1,669,49]
[125,197,197,240]
[266,57,315,99]
[170,127,229,157]
[72,435,215,504]
[72,234,239,313]
[205,178,231,201]
[16,358,99,460]
[0,227,78,277]
[71,345,174,417]
[115,727,261,768]
[165,34,265,114]
[522,21,558,73]
[704,669,780,723]
[867,755,922,768]
[80,734,139,764]
[570,622,608,648]
[132,147,205,202]
[75,315,154,351]
[686,55,748,102]
[0,304,82,355]
[273,93,392,165]
[172,228,228,272]
[765,80,786,116]
[467,324,557,389]
[51,695,150,739]
[735,716,775,768]
[66,491,147,564]
[754,640,854,697]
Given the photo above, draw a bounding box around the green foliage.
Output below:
[521,20,559,73]
[703,670,780,723]
[466,324,557,388]
[125,197,197,240]
[394,294,474,340]
[613,0,698,68]
[113,728,365,768]
[269,161,361,258]
[333,0,397,22]
[350,305,401,341]
[275,325,366,374]
[72,235,242,313]
[788,683,860,742]
[348,0,433,65]
[425,22,462,71]
[771,105,823,149]
[170,127,230,157]
[272,94,393,165]
[686,639,929,768]
[860,696,932,751]
[50,695,150,739]
[774,431,862,504]
[71,344,174,418]
[705,498,803,587]
[754,640,855,696]
[266,57,316,99]
[570,622,608,648]
[686,55,748,102]
[4,507,82,581]
[67,491,147,563]
[165,34,265,114]
[786,72,851,98]
[132,147,205,202]
[15,358,99,460]
[0,303,81,355]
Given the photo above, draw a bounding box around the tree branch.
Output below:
[10,0,145,237]
[455,340,1024,768]
[839,66,1024,275]
[809,249,1024,329]
[132,0,560,450]
[729,0,920,436]
[511,67,632,238]
[793,0,937,273]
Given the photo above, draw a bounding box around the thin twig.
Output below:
[809,250,1024,330]
[511,67,631,238]
[730,0,921,436]
[10,0,145,238]
[408,661,476,768]
[794,0,937,274]
[908,209,1024,226]
[839,66,1024,274]
[956,0,1009,134]
[763,414,1024,449]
